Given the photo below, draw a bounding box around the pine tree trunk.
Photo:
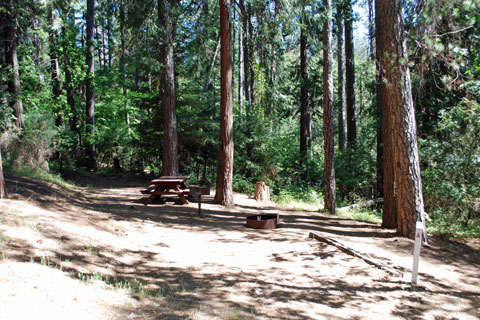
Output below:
[86,0,96,169]
[299,27,309,160]
[107,0,113,68]
[158,0,179,176]
[215,0,234,207]
[345,2,356,147]
[337,16,346,151]
[120,0,130,136]
[4,0,24,129]
[323,0,336,214]
[376,0,426,239]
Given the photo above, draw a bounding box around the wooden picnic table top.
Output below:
[150,176,190,185]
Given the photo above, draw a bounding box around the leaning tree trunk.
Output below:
[214,0,234,207]
[345,1,356,147]
[376,0,426,240]
[337,15,346,152]
[85,0,96,170]
[4,0,24,128]
[323,0,336,214]
[158,0,179,176]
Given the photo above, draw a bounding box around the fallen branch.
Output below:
[309,232,403,277]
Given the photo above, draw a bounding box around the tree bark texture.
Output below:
[214,0,234,207]
[158,0,179,176]
[299,27,309,160]
[86,0,96,169]
[4,0,24,128]
[376,0,427,239]
[337,16,346,151]
[323,0,336,214]
[345,2,356,147]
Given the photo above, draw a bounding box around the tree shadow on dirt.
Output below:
[3,173,480,319]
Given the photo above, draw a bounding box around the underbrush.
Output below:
[428,217,480,239]
[273,185,324,211]
[7,166,74,189]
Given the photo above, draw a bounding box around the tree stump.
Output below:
[254,181,270,201]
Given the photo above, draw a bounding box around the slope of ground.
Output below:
[0,173,479,319]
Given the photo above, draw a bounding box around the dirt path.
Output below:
[1,174,479,319]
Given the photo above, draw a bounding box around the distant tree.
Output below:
[85,0,96,169]
[0,149,5,199]
[344,0,356,146]
[3,0,24,128]
[336,13,346,151]
[323,0,336,214]
[158,0,179,176]
[214,0,234,207]
[299,24,309,160]
[376,0,427,239]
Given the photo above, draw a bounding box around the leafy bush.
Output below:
[420,98,480,237]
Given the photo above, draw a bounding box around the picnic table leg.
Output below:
[198,195,202,215]
[178,193,189,205]
[145,193,157,205]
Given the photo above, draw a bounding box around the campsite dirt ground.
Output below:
[0,173,479,320]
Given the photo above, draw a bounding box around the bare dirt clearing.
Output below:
[1,173,479,319]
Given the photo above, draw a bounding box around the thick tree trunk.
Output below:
[4,0,24,128]
[158,0,179,176]
[374,0,384,202]
[299,27,309,160]
[215,0,234,207]
[376,0,427,240]
[86,0,96,169]
[345,2,356,147]
[337,16,346,151]
[323,0,336,214]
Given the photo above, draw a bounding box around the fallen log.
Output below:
[309,232,403,277]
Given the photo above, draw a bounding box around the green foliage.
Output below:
[274,184,324,211]
[337,207,382,224]
[7,165,74,189]
[420,98,480,229]
[232,174,255,195]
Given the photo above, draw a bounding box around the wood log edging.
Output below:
[309,232,403,277]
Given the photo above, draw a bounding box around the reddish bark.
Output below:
[323,0,336,214]
[376,0,426,239]
[214,0,234,207]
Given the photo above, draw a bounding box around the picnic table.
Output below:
[141,176,191,205]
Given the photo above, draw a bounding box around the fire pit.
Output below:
[246,214,280,229]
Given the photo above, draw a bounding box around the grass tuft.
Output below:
[337,208,382,224]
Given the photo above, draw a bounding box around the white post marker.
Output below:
[411,221,424,284]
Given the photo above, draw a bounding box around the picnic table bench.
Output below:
[141,176,190,205]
